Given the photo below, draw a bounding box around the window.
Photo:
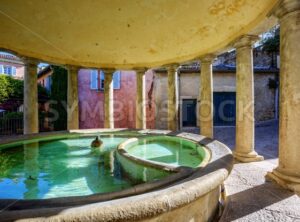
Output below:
[12,67,16,75]
[4,66,11,75]
[90,69,98,89]
[90,69,121,90]
[113,71,121,89]
[0,65,16,76]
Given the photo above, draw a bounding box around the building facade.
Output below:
[0,51,278,130]
[0,53,24,78]
[154,65,278,129]
[78,69,156,129]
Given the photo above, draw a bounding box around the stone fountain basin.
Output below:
[0,129,233,222]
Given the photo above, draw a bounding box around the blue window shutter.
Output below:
[113,71,121,89]
[90,70,98,89]
[12,66,16,76]
[100,70,105,90]
[3,66,8,75]
[0,65,3,74]
[8,66,12,75]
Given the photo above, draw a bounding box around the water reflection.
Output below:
[0,137,135,199]
[23,142,39,199]
[100,152,113,172]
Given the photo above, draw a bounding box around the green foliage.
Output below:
[2,111,23,119]
[0,74,14,103]
[262,27,280,68]
[262,27,280,53]
[7,76,23,99]
[0,74,48,103]
[49,66,68,131]
[0,152,13,178]
[38,84,49,98]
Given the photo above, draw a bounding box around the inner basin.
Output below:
[121,136,208,168]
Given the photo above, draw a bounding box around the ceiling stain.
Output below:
[209,0,245,16]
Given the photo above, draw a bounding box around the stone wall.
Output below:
[154,71,277,129]
[254,73,277,121]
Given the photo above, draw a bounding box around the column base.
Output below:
[233,151,264,163]
[266,168,300,193]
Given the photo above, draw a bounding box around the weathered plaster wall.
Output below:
[16,66,24,79]
[154,73,168,129]
[78,69,104,129]
[78,70,155,129]
[254,73,276,121]
[154,71,276,129]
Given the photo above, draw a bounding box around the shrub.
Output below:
[49,66,68,131]
[0,74,49,103]
[2,111,23,119]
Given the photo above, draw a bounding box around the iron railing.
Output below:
[0,117,52,135]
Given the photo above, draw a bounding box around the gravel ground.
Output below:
[184,120,300,222]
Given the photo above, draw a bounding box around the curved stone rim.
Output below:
[117,136,211,171]
[0,129,233,221]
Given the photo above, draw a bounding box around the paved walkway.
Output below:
[185,121,300,222]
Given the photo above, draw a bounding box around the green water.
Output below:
[0,135,205,200]
[126,136,205,168]
[0,136,137,200]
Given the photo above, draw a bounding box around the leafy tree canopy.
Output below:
[0,74,48,103]
[262,27,280,53]
[49,66,68,131]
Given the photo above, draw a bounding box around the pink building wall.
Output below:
[0,60,24,79]
[78,69,155,129]
[15,66,24,79]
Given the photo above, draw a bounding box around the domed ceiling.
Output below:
[0,0,277,69]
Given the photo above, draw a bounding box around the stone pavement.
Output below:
[184,120,300,222]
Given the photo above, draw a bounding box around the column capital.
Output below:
[199,54,216,64]
[270,0,300,19]
[22,57,39,66]
[65,65,80,72]
[101,68,115,75]
[233,35,259,49]
[134,67,148,75]
[165,63,180,73]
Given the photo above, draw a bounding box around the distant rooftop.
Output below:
[0,52,49,68]
[0,52,22,62]
[156,63,279,74]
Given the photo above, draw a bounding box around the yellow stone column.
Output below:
[199,55,215,138]
[67,65,80,130]
[167,64,179,131]
[233,35,264,162]
[23,58,38,134]
[266,0,300,192]
[135,68,147,129]
[103,69,115,129]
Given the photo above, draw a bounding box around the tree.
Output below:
[262,27,280,68]
[49,66,68,131]
[0,74,12,103]
[0,74,48,103]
